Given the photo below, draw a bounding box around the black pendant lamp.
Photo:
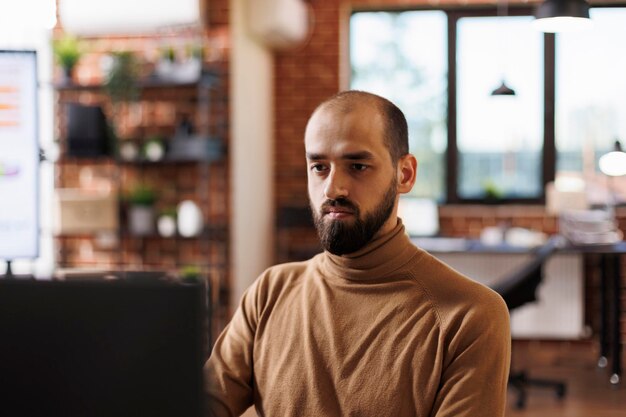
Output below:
[533,0,591,33]
[491,0,516,97]
[491,80,516,96]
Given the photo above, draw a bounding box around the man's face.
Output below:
[304,104,400,255]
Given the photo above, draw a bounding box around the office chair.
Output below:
[490,237,567,409]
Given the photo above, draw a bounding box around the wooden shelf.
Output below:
[53,70,220,91]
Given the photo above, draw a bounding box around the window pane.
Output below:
[350,11,447,201]
[457,16,543,199]
[556,8,626,173]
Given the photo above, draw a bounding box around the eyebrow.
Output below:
[305,151,375,161]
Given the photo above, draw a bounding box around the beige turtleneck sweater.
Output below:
[206,221,511,416]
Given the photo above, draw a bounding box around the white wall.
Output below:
[230,0,275,309]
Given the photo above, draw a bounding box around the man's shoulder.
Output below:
[409,251,508,327]
[251,255,321,293]
[260,255,320,280]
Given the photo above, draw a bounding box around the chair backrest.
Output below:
[490,237,559,311]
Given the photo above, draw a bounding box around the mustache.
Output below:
[320,198,359,213]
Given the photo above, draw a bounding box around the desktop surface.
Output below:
[0,278,205,417]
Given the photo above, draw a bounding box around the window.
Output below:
[555,8,626,174]
[351,7,626,204]
[456,15,544,199]
[350,10,447,201]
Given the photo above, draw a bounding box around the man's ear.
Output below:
[397,154,417,194]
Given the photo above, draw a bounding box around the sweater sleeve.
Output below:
[429,292,511,417]
[204,280,261,417]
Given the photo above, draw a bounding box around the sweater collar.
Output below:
[320,219,420,282]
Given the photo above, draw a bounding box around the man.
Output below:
[206,91,511,416]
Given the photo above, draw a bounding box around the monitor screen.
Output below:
[0,50,39,260]
[398,197,440,237]
[0,279,206,417]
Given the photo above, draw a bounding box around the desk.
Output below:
[413,236,626,385]
[563,241,626,385]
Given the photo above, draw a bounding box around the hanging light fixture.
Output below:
[491,0,516,96]
[599,139,626,177]
[533,0,591,33]
[491,80,516,96]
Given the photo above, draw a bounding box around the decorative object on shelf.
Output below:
[126,185,157,236]
[66,103,112,157]
[157,208,177,238]
[53,189,118,235]
[154,44,202,83]
[119,141,139,162]
[177,200,203,238]
[104,51,140,104]
[167,117,223,162]
[143,136,166,162]
[167,136,223,162]
[179,264,202,284]
[53,35,82,84]
[533,0,591,33]
[155,46,177,81]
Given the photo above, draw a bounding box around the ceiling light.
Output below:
[533,0,591,33]
[491,80,516,96]
[599,140,626,177]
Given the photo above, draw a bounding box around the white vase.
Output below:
[157,215,177,237]
[177,200,203,237]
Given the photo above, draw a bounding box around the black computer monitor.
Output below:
[0,279,205,417]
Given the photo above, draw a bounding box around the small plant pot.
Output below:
[61,66,74,84]
[128,205,155,236]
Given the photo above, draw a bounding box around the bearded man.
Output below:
[205,91,511,417]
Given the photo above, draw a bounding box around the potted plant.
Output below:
[155,46,177,81]
[104,51,140,104]
[53,35,82,84]
[126,185,157,236]
[177,43,203,82]
[179,265,202,284]
[482,179,504,203]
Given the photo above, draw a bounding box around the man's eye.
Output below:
[352,163,368,171]
[311,164,327,172]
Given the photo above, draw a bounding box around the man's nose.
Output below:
[324,169,349,200]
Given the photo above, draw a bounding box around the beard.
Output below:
[311,179,397,256]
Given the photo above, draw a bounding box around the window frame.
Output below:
[349,5,556,204]
[446,7,556,204]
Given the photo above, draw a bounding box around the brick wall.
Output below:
[53,1,230,332]
[273,0,626,344]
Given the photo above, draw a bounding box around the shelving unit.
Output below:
[53,67,230,344]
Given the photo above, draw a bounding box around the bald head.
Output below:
[308,91,409,163]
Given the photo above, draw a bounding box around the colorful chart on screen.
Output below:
[0,51,38,260]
